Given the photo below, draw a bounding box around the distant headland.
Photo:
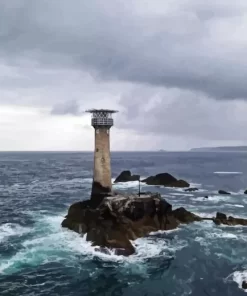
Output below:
[190,146,247,152]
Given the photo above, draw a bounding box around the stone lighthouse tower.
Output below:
[86,109,118,203]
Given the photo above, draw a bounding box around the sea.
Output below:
[1,151,247,296]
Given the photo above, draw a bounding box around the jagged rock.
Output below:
[185,188,199,192]
[213,212,247,226]
[142,173,190,188]
[62,193,199,256]
[216,212,227,220]
[169,180,190,188]
[242,281,247,289]
[114,170,140,183]
[172,207,202,223]
[142,173,177,185]
[218,190,231,195]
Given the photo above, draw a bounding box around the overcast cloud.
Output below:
[1,0,247,151]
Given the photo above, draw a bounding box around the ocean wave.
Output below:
[0,223,30,242]
[225,204,244,208]
[214,171,243,175]
[191,195,231,203]
[170,193,194,197]
[0,211,188,275]
[112,180,141,189]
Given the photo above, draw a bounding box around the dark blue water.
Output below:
[1,151,247,295]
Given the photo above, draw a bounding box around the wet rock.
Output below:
[142,173,177,185]
[204,196,208,199]
[142,173,189,188]
[172,207,202,223]
[62,193,199,256]
[114,170,140,183]
[216,212,227,220]
[242,281,247,289]
[213,212,247,226]
[185,188,199,192]
[244,190,247,194]
[169,180,190,188]
[218,190,231,195]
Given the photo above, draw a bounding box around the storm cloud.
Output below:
[0,0,247,150]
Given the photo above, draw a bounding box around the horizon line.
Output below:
[0,150,188,153]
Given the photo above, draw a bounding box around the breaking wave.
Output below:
[0,223,31,243]
[0,211,187,275]
[214,171,243,175]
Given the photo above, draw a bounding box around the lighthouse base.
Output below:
[90,181,113,208]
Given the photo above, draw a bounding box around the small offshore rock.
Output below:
[213,212,247,226]
[114,170,140,183]
[185,188,199,192]
[244,190,247,194]
[216,212,227,220]
[142,173,177,186]
[218,190,231,195]
[142,173,189,188]
[242,281,247,290]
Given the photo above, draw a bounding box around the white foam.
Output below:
[206,232,238,239]
[0,223,30,242]
[192,195,231,203]
[192,212,214,218]
[149,228,180,235]
[227,270,247,291]
[190,183,202,187]
[0,215,94,274]
[225,204,244,208]
[168,187,206,194]
[170,193,194,197]
[0,211,189,274]
[214,171,242,175]
[112,180,141,189]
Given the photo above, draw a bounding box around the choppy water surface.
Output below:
[1,151,247,295]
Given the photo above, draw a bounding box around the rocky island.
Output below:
[62,192,201,256]
[62,192,247,257]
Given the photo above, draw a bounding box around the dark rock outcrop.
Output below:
[244,190,247,194]
[185,188,199,192]
[216,212,227,220]
[213,212,247,226]
[170,180,190,188]
[114,171,140,183]
[142,173,189,188]
[142,173,177,185]
[242,281,247,290]
[62,193,200,256]
[172,207,202,223]
[218,190,231,195]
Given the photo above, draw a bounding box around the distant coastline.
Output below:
[190,146,247,152]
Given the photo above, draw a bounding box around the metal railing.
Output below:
[91,118,114,127]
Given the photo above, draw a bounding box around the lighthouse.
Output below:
[86,109,118,203]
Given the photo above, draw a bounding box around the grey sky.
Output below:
[0,0,247,150]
